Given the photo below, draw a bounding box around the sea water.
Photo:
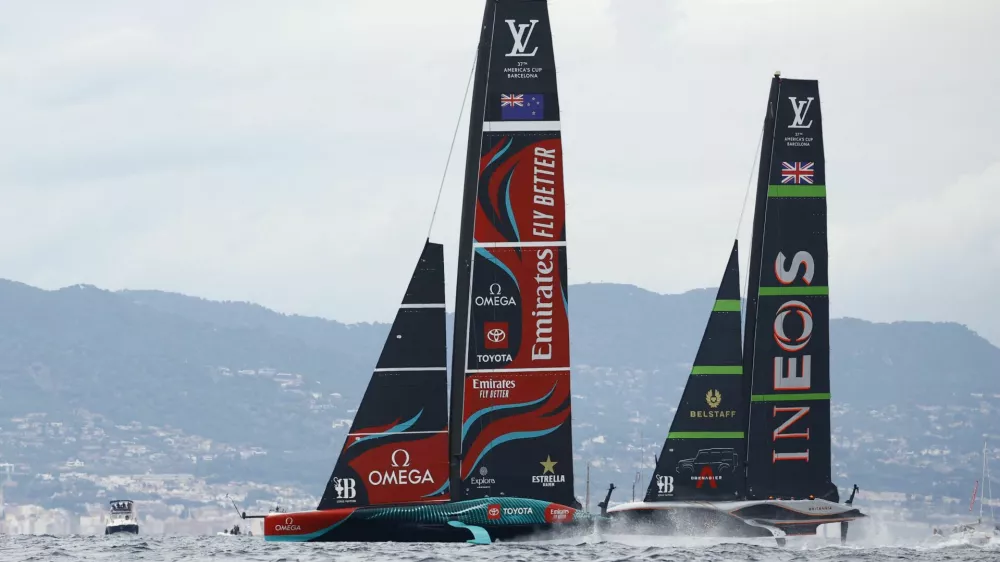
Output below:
[2,530,997,562]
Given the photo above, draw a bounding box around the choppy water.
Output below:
[2,532,997,562]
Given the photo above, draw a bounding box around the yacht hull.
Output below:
[264,498,592,543]
[607,499,864,538]
[105,524,139,535]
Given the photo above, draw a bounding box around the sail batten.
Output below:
[691,366,743,375]
[485,121,562,132]
[668,432,746,439]
[750,393,831,402]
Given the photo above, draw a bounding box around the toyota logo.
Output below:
[489,283,502,295]
[285,517,293,525]
[391,448,411,468]
[487,328,506,343]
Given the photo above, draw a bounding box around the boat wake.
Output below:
[4,532,996,561]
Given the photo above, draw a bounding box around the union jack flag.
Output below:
[780,161,814,184]
[500,94,524,107]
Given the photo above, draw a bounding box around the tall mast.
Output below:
[742,73,781,494]
[448,0,495,502]
[982,440,987,521]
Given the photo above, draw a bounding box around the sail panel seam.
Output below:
[691,366,743,375]
[712,299,742,312]
[373,367,447,372]
[348,430,448,437]
[466,367,570,373]
[750,393,831,402]
[668,432,746,439]
[766,184,826,198]
[484,120,561,132]
[473,241,566,248]
[758,286,829,296]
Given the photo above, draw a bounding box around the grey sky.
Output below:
[1,0,998,345]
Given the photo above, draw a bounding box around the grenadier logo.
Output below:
[694,466,720,489]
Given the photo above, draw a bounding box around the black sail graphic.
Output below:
[645,242,745,502]
[744,77,837,501]
[318,241,450,509]
[449,0,576,507]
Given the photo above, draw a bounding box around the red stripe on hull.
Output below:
[264,509,354,539]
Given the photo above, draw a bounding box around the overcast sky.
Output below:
[1,0,998,345]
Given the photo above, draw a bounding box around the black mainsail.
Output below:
[645,242,745,502]
[743,77,837,502]
[318,241,450,509]
[449,0,576,507]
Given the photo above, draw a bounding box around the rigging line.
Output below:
[737,120,766,304]
[426,50,478,240]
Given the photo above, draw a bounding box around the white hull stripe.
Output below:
[373,367,447,372]
[473,241,567,248]
[348,430,447,437]
[466,367,570,374]
[399,303,446,309]
[484,120,561,132]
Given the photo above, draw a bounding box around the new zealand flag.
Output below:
[500,93,544,120]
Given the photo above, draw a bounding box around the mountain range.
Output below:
[0,279,996,514]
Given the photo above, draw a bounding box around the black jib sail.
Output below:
[743,76,837,502]
[318,241,450,509]
[448,0,576,507]
[645,241,746,502]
